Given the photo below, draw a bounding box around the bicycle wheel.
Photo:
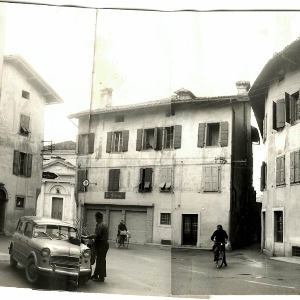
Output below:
[116,237,121,248]
[216,251,224,268]
[125,236,129,249]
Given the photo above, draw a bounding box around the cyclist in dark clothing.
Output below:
[211,224,228,266]
[117,219,127,246]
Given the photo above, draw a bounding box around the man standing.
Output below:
[211,224,228,266]
[117,219,127,246]
[82,212,109,282]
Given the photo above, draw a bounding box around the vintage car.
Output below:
[8,216,91,285]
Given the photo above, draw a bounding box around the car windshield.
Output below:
[33,224,77,240]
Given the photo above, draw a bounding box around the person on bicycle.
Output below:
[117,219,128,246]
[211,224,228,266]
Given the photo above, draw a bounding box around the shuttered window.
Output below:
[12,150,32,177]
[108,169,120,191]
[78,133,95,154]
[276,155,285,186]
[276,99,285,129]
[173,125,182,149]
[202,166,220,192]
[77,170,87,192]
[197,122,229,148]
[106,131,129,153]
[290,150,300,184]
[159,167,172,192]
[139,168,153,192]
[285,93,291,124]
[260,161,267,191]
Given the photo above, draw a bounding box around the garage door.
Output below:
[126,211,147,244]
[84,209,106,236]
[108,211,123,240]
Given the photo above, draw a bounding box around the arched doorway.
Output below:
[0,188,7,233]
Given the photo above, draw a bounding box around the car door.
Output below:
[18,221,34,265]
[13,220,25,262]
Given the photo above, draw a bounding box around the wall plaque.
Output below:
[104,192,125,199]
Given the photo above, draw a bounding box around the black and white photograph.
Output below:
[0,1,300,299]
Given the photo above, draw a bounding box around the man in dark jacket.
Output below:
[211,224,228,266]
[117,219,127,246]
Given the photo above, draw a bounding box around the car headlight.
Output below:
[82,249,91,258]
[41,247,50,257]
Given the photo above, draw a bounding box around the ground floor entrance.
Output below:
[0,188,7,233]
[182,214,198,245]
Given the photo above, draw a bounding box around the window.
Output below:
[106,130,129,153]
[159,167,172,192]
[19,114,30,136]
[274,211,283,243]
[24,222,33,238]
[260,161,267,191]
[13,150,32,177]
[136,125,182,151]
[197,122,229,147]
[276,155,285,186]
[202,166,221,192]
[22,90,30,99]
[108,169,120,191]
[160,213,171,225]
[290,150,300,184]
[115,115,124,122]
[15,196,25,209]
[77,133,95,154]
[77,170,88,192]
[17,221,25,234]
[139,168,152,192]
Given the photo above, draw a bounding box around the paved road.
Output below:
[171,244,300,295]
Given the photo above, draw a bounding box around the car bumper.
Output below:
[37,265,91,278]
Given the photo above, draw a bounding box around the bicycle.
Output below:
[214,242,226,268]
[116,230,130,249]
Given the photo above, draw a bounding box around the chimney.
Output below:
[235,81,250,95]
[100,88,113,107]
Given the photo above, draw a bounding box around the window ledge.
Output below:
[276,184,286,188]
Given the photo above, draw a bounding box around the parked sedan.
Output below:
[8,216,91,285]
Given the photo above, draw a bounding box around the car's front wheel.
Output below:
[9,245,18,268]
[26,257,40,284]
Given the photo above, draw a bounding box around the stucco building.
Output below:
[36,141,77,226]
[249,37,300,257]
[69,82,259,248]
[0,55,63,235]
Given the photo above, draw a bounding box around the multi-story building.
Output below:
[36,141,77,225]
[69,82,259,248]
[249,37,300,257]
[0,55,63,235]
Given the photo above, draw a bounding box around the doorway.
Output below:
[182,214,198,245]
[262,211,266,249]
[51,197,63,220]
[0,189,6,233]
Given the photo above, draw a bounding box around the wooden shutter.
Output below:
[220,122,229,147]
[88,133,95,154]
[13,150,19,175]
[276,99,285,129]
[156,127,163,150]
[295,151,300,183]
[108,169,120,191]
[153,128,158,150]
[144,168,153,189]
[290,152,295,183]
[273,102,277,130]
[276,157,280,185]
[77,170,86,192]
[280,156,285,185]
[122,130,129,152]
[26,154,32,177]
[296,100,300,121]
[197,123,206,147]
[285,93,291,124]
[75,135,79,154]
[263,114,267,142]
[260,161,266,191]
[174,125,182,149]
[211,166,220,191]
[106,132,112,153]
[136,129,143,151]
[203,166,212,191]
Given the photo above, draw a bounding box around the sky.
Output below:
[3,0,300,192]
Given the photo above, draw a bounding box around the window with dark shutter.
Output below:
[285,93,291,124]
[88,133,95,154]
[122,130,129,152]
[276,99,285,129]
[77,170,87,192]
[136,129,143,151]
[273,102,277,130]
[108,169,120,191]
[220,122,229,147]
[174,125,182,149]
[260,161,266,191]
[197,123,206,147]
[106,132,112,153]
[139,168,153,192]
[156,127,163,150]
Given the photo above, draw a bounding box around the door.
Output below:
[262,211,266,249]
[126,211,147,244]
[0,189,6,233]
[182,214,198,245]
[51,197,63,220]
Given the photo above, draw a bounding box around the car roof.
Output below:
[19,216,75,227]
